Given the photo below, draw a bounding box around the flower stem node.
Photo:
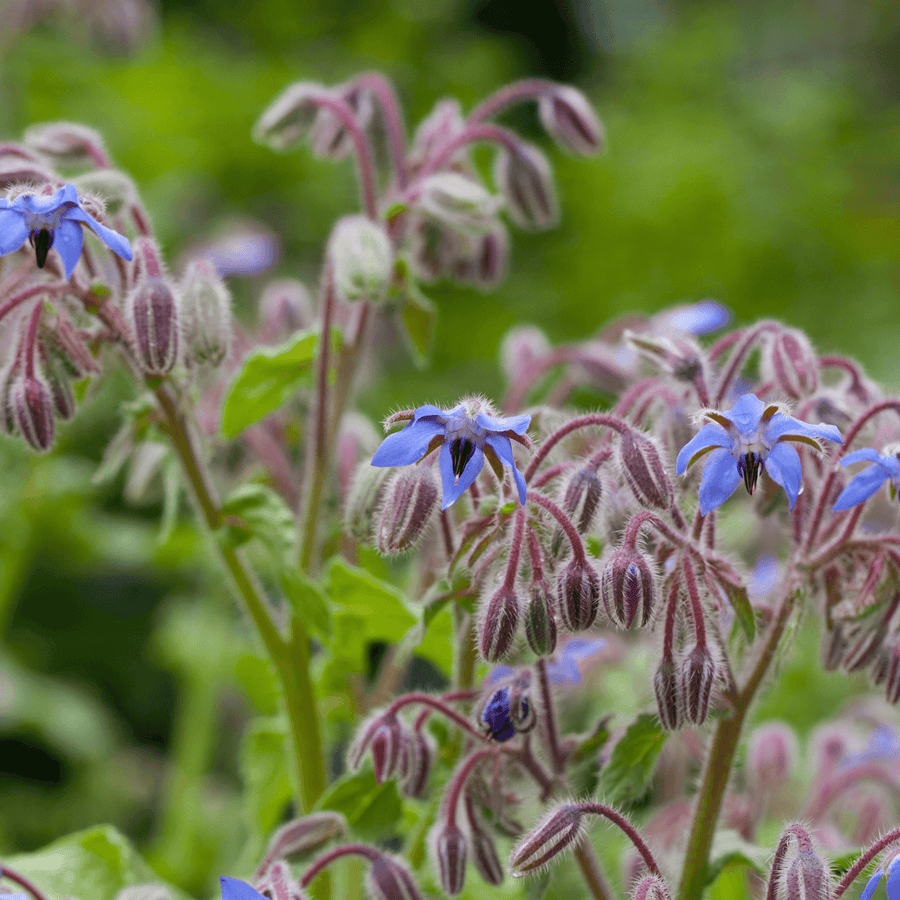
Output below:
[494,142,559,231]
[538,85,606,156]
[479,584,522,662]
[525,578,558,656]
[376,466,439,555]
[679,644,716,726]
[11,373,55,452]
[619,430,674,511]
[508,804,585,876]
[600,548,656,629]
[328,215,393,304]
[431,823,468,896]
[179,258,233,367]
[556,558,601,632]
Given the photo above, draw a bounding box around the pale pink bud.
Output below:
[399,730,433,799]
[24,121,108,167]
[479,584,521,662]
[253,81,329,151]
[679,645,716,726]
[556,558,600,632]
[431,823,468,896]
[309,81,375,161]
[179,257,233,367]
[494,142,559,231]
[254,861,307,900]
[525,578,557,656]
[376,466,439,555]
[408,99,467,172]
[11,373,54,452]
[129,278,180,376]
[499,324,551,385]
[562,466,603,535]
[509,804,585,876]
[748,722,797,790]
[370,717,405,784]
[538,85,605,157]
[600,547,656,629]
[785,850,832,900]
[471,226,508,289]
[258,812,345,871]
[619,431,673,511]
[654,657,682,731]
[417,172,503,235]
[366,854,425,900]
[766,327,818,400]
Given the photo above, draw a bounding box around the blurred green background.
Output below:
[0,0,898,896]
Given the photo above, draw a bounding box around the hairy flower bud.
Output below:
[370,717,405,784]
[254,861,307,900]
[785,849,831,900]
[129,278,180,376]
[562,466,603,535]
[11,373,55,452]
[253,81,328,151]
[431,823,468,896]
[538,85,605,157]
[556,558,600,632]
[471,226,508,289]
[309,81,375,161]
[74,169,139,217]
[479,584,521,662]
[466,806,504,885]
[654,657,682,731]
[24,121,108,167]
[632,876,673,900]
[679,644,716,726]
[345,463,392,545]
[376,466,439,555]
[366,854,425,900]
[525,578,557,656]
[409,99,467,172]
[329,215,393,304]
[179,258,233,367]
[766,327,818,400]
[600,547,656,629]
[417,172,503,235]
[619,431,673,511]
[399,729,434,798]
[494,142,559,231]
[509,804,585,876]
[258,812,345,872]
[500,324,551,385]
[747,722,797,791]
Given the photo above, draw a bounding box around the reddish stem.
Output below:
[0,866,49,900]
[524,413,629,483]
[299,843,380,887]
[529,491,587,564]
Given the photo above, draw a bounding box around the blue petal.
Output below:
[697,447,741,514]
[371,419,443,467]
[20,184,77,215]
[764,442,802,509]
[485,433,527,503]
[54,218,84,278]
[220,877,267,900]
[721,394,765,435]
[765,413,842,445]
[412,403,455,423]
[0,209,28,255]
[842,448,889,468]
[886,856,900,899]
[475,410,531,435]
[676,422,731,475]
[665,300,731,335]
[63,207,133,261]
[832,464,892,511]
[860,870,883,900]
[481,687,515,741]
[439,439,485,509]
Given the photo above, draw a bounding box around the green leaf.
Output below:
[398,284,436,368]
[282,569,332,638]
[219,483,295,559]
[7,826,181,900]
[221,329,318,438]
[315,771,403,842]
[596,713,668,807]
[568,714,613,765]
[326,558,414,628]
[240,717,293,837]
[726,583,756,642]
[706,829,769,885]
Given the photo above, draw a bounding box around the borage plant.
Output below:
[1,72,900,900]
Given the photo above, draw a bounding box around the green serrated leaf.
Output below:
[596,713,668,807]
[398,285,436,368]
[281,569,332,638]
[219,483,295,559]
[221,330,318,439]
[315,771,403,842]
[706,829,769,885]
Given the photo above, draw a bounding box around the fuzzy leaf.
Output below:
[596,713,667,807]
[281,569,332,638]
[315,771,403,841]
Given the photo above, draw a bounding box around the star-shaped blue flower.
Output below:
[833,448,900,511]
[860,855,900,900]
[0,184,132,278]
[676,394,842,515]
[371,399,531,510]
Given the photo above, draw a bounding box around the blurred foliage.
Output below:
[0,0,898,898]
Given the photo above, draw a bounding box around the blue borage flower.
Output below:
[0,184,132,278]
[833,447,900,511]
[676,393,843,515]
[480,684,534,742]
[860,854,900,900]
[371,397,531,510]
[220,877,266,900]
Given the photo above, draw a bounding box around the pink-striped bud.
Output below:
[366,854,425,900]
[24,121,108,167]
[785,850,831,900]
[408,99,467,172]
[257,812,345,872]
[431,823,468,896]
[509,804,585,876]
[11,373,54,452]
[37,344,76,421]
[556,558,600,632]
[479,584,521,662]
[562,466,603,535]
[376,466,439,555]
[399,729,433,799]
[129,278,179,376]
[253,81,328,151]
[747,722,797,791]
[619,431,673,511]
[179,257,233,367]
[469,825,504,885]
[494,142,558,231]
[525,578,557,656]
[370,717,405,784]
[632,875,673,900]
[654,657,682,731]
[766,327,818,400]
[538,85,605,157]
[679,645,716,726]
[600,547,656,629]
[253,861,307,900]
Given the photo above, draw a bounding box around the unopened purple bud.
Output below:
[24,121,108,166]
[431,823,468,896]
[479,584,521,662]
[679,644,716,726]
[129,278,180,376]
[538,85,605,157]
[556,558,600,632]
[632,875,672,900]
[366,854,425,900]
[654,657,682,731]
[525,578,558,656]
[472,226,508,289]
[253,81,328,151]
[600,548,656,629]
[509,804,585,876]
[408,99,467,172]
[748,722,797,790]
[11,373,55,452]
[766,328,818,400]
[500,325,551,385]
[562,466,603,535]
[469,822,504,885]
[399,730,434,798]
[309,81,375,161]
[254,861,306,900]
[329,215,394,304]
[376,466,439,555]
[785,849,831,900]
[370,717,405,784]
[180,257,233,367]
[619,431,673,511]
[258,812,345,871]
[494,142,559,231]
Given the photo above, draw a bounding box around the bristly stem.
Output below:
[524,412,630,482]
[536,658,564,772]
[468,77,556,123]
[355,72,409,188]
[529,491,588,564]
[833,824,900,898]
[0,865,49,900]
[418,122,523,179]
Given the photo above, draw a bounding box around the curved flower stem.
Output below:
[418,122,522,179]
[575,802,662,876]
[833,824,900,898]
[384,692,489,742]
[765,824,813,900]
[524,413,629,483]
[300,843,380,888]
[503,507,527,589]
[468,77,556,123]
[536,658,563,771]
[443,748,493,824]
[0,281,67,326]
[21,299,43,378]
[0,865,49,900]
[355,72,409,189]
[529,491,587,564]
[712,321,778,406]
